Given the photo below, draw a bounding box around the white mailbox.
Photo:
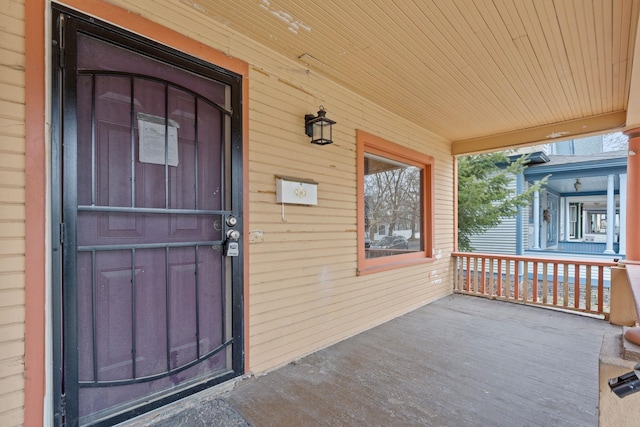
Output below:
[276,176,318,205]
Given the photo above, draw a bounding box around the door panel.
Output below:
[53,8,243,425]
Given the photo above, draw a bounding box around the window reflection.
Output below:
[364,154,423,259]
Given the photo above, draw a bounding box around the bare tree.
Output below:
[365,165,421,240]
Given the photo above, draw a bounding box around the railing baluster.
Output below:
[523,261,528,302]
[574,264,580,309]
[475,257,480,294]
[453,257,462,291]
[480,257,486,295]
[497,260,503,297]
[542,263,548,304]
[563,263,569,308]
[532,262,538,303]
[453,257,458,290]
[472,257,477,293]
[514,260,520,300]
[585,265,592,312]
[598,266,604,314]
[458,256,465,291]
[553,263,559,306]
[504,260,512,299]
[469,257,478,292]
[522,261,528,302]
[477,257,482,294]
[465,255,471,292]
[489,258,495,297]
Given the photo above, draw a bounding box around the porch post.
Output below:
[564,197,571,241]
[604,174,616,254]
[624,129,640,261]
[516,173,524,255]
[620,173,627,256]
[619,132,640,366]
[533,187,541,250]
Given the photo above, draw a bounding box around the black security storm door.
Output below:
[52,7,244,426]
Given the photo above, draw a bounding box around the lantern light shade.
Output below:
[305,106,336,145]
[574,178,581,192]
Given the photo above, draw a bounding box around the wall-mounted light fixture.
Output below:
[574,178,582,192]
[304,105,336,145]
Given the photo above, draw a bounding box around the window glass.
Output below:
[357,130,434,274]
[364,154,423,258]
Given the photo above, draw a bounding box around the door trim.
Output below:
[49,3,250,425]
[24,1,47,426]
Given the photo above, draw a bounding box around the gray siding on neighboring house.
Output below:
[467,216,518,254]
[467,176,519,255]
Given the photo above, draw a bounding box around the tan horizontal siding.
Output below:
[0,351,22,380]
[249,270,447,337]
[252,280,451,371]
[0,151,25,169]
[0,135,25,154]
[2,0,25,20]
[0,100,25,121]
[249,55,454,371]
[0,240,25,257]
[0,83,24,105]
[0,67,25,89]
[0,392,24,421]
[0,0,25,424]
[0,407,23,427]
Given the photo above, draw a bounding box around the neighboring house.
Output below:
[468,136,628,258]
[464,170,523,255]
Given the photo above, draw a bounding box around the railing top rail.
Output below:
[451,251,618,267]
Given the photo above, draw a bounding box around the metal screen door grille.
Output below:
[77,71,232,380]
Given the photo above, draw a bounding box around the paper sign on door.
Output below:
[137,112,180,167]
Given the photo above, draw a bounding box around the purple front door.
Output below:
[54,11,244,426]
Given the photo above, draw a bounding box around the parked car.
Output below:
[371,235,409,250]
[364,235,372,248]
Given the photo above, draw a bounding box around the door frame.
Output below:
[49,4,250,425]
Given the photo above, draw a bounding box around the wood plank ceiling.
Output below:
[178,0,640,154]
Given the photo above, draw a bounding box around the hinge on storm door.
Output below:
[59,223,65,245]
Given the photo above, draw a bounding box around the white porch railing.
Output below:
[452,252,617,317]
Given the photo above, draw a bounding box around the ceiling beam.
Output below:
[451,111,627,156]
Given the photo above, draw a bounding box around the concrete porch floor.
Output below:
[124,294,620,427]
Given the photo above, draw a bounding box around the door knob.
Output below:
[226,215,238,227]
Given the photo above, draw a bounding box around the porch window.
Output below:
[587,211,619,234]
[569,203,581,239]
[357,130,434,275]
